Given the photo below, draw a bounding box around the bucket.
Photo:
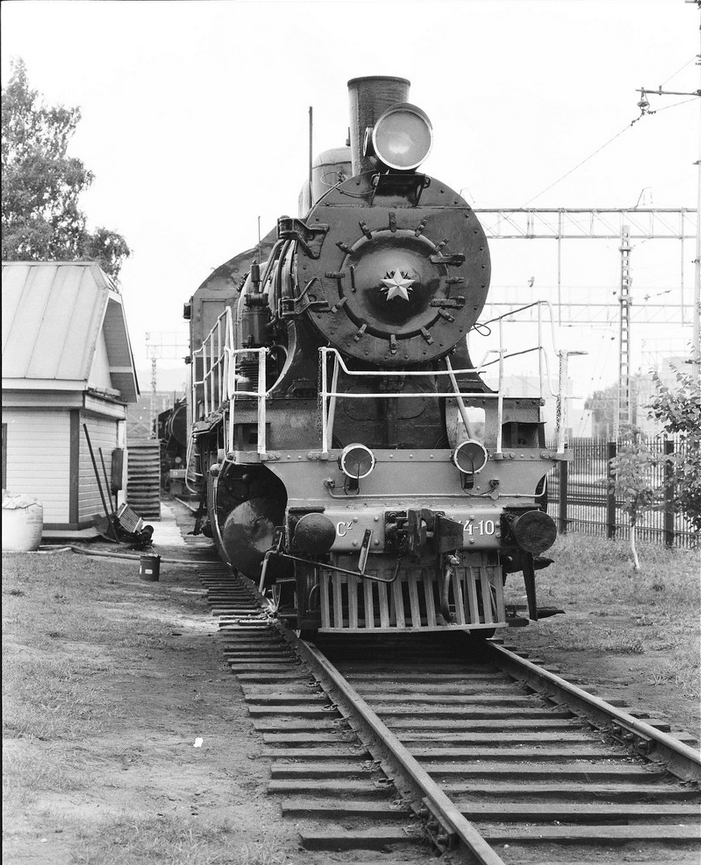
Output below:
[2,494,43,552]
[139,554,161,581]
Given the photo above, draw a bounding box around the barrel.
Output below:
[2,494,43,552]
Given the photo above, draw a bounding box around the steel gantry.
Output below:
[475,207,697,327]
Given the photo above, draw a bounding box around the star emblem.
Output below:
[380,270,414,301]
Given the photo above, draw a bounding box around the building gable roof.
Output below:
[2,262,139,402]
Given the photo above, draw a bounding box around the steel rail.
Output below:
[489,642,701,783]
[286,634,507,865]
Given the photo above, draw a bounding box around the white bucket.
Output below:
[2,494,44,552]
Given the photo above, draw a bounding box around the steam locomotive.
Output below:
[184,76,564,637]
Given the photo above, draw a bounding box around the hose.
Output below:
[67,546,210,566]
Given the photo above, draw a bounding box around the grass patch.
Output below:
[2,551,176,763]
[505,534,701,711]
[3,651,110,740]
[3,740,89,804]
[71,815,286,865]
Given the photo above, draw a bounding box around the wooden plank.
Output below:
[299,827,418,850]
[351,682,515,694]
[442,781,697,799]
[372,707,574,719]
[414,746,624,759]
[391,579,405,629]
[263,732,358,743]
[362,718,576,730]
[378,581,390,629]
[374,694,548,706]
[491,565,505,620]
[332,573,343,628]
[347,574,359,629]
[267,747,370,759]
[459,802,701,820]
[480,569,494,624]
[425,762,663,780]
[363,578,375,630]
[482,825,701,842]
[401,732,600,744]
[407,571,421,627]
[466,568,480,624]
[271,762,377,778]
[423,569,437,626]
[320,575,330,629]
[269,779,389,796]
[282,799,406,818]
[453,570,466,624]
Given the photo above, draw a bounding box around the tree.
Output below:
[609,425,663,571]
[1,58,130,279]
[647,362,701,535]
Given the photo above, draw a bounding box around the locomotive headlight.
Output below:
[339,443,376,480]
[452,440,488,474]
[371,103,433,171]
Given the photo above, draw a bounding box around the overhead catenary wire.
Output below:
[520,122,635,209]
[518,89,697,210]
[660,55,697,87]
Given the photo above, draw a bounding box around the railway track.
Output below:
[200,568,701,865]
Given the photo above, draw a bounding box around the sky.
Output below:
[2,0,699,405]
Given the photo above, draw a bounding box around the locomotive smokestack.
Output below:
[347,76,410,176]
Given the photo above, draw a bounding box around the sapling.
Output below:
[609,425,663,571]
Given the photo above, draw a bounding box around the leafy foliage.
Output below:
[609,424,669,570]
[1,58,130,278]
[609,426,662,529]
[647,362,701,534]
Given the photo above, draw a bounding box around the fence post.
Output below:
[607,441,617,540]
[558,457,568,535]
[664,438,675,548]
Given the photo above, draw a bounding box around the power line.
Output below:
[520,123,634,208]
[521,78,699,209]
[661,55,696,87]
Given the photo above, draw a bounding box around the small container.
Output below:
[139,554,161,581]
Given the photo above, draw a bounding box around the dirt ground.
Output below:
[3,501,297,865]
[507,618,700,745]
[3,499,699,865]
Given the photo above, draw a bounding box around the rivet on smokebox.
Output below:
[139,554,161,581]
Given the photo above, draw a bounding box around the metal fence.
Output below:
[546,438,697,549]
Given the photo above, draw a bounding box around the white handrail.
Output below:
[191,299,573,459]
[318,300,569,452]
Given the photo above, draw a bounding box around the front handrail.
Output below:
[191,299,577,460]
[319,301,577,455]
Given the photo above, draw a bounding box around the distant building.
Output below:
[585,358,689,440]
[2,262,139,538]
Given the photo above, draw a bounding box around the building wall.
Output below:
[79,412,121,523]
[2,404,127,530]
[88,330,114,392]
[2,407,72,522]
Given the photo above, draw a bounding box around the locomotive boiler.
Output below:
[185,76,564,637]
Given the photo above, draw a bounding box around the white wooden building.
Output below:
[2,262,139,538]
